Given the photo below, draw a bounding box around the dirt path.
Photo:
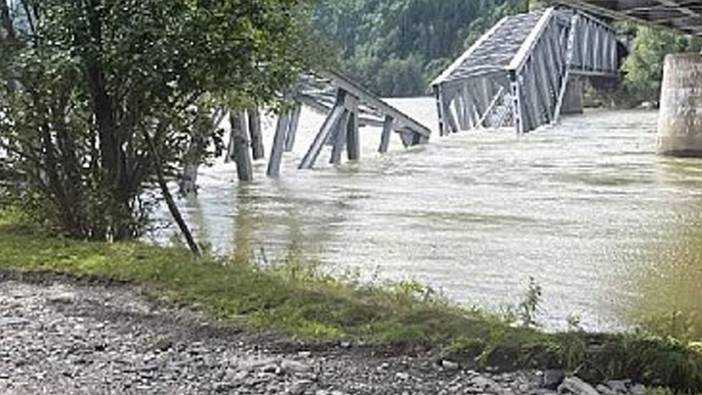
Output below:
[0,270,548,394]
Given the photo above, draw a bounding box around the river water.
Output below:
[164,97,702,333]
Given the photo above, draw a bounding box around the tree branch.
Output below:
[143,130,201,257]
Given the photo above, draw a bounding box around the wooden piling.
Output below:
[378,116,394,153]
[285,103,302,152]
[248,108,265,160]
[345,95,360,161]
[267,111,290,178]
[330,111,350,164]
[230,110,254,182]
[299,90,347,170]
[181,110,226,193]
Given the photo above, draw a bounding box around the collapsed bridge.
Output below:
[432,7,624,135]
[182,6,627,188]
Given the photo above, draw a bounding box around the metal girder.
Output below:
[563,0,702,36]
[316,70,432,138]
[432,6,621,135]
[290,69,432,171]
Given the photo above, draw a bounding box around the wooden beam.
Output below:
[285,103,302,152]
[318,70,431,138]
[346,97,360,161]
[295,93,385,128]
[267,111,290,178]
[299,90,347,170]
[476,86,506,128]
[379,115,394,153]
[330,111,350,164]
[554,14,579,124]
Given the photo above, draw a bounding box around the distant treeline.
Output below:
[311,0,530,97]
[312,0,698,104]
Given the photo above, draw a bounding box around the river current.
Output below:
[162,97,702,333]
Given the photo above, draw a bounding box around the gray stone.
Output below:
[0,317,29,327]
[396,372,410,380]
[596,384,616,395]
[472,376,499,391]
[46,292,76,304]
[558,377,599,395]
[542,370,565,390]
[630,384,646,395]
[530,390,558,395]
[440,360,459,370]
[605,380,631,394]
[280,359,312,374]
[289,380,313,395]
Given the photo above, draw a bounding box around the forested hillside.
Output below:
[311,0,694,104]
[311,0,530,97]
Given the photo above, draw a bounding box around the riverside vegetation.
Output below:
[2,209,702,394]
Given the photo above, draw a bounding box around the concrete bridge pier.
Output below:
[560,78,584,115]
[657,53,702,157]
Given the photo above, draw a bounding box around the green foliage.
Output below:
[312,0,529,97]
[640,311,700,344]
[622,26,690,106]
[518,276,543,328]
[0,0,317,240]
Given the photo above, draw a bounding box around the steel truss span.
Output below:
[432,7,621,135]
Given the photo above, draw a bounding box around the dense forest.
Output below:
[311,0,531,97]
[312,0,695,104]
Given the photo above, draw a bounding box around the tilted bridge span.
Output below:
[182,6,627,187]
[432,6,624,136]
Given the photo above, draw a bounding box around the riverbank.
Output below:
[1,210,701,393]
[0,269,552,394]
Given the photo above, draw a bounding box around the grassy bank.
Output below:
[1,209,701,392]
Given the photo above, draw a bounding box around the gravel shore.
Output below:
[0,270,639,395]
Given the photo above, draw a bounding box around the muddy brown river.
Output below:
[157,98,702,333]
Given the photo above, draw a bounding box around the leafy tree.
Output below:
[622,26,689,105]
[0,0,317,240]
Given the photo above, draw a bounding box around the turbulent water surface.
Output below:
[160,98,702,332]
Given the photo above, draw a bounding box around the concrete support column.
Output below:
[657,53,702,157]
[560,77,584,115]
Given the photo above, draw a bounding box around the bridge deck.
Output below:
[434,12,543,86]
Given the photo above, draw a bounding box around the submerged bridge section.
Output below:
[432,7,622,135]
[179,70,432,191]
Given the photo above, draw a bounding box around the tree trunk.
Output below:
[230,111,254,182]
[248,108,265,160]
[144,131,201,257]
[0,2,15,41]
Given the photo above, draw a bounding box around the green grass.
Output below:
[1,209,702,393]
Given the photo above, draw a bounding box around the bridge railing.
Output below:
[568,10,619,76]
[507,7,571,133]
[431,6,622,136]
[507,7,620,133]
